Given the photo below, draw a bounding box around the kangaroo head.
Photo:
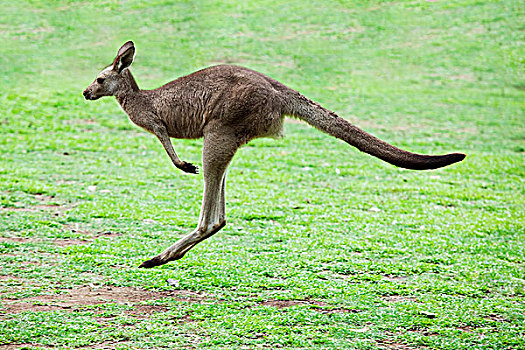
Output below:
[83,41,136,100]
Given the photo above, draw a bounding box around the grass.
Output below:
[0,0,524,349]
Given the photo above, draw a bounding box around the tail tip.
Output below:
[422,152,466,170]
[451,153,466,163]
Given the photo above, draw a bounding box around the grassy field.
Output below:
[0,0,523,349]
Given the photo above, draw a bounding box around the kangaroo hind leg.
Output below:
[139,130,239,268]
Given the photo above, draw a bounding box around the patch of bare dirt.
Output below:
[63,223,124,243]
[1,285,211,316]
[376,331,429,349]
[406,326,438,337]
[259,299,322,308]
[0,275,34,298]
[174,314,196,324]
[0,344,54,350]
[53,238,90,247]
[376,338,428,349]
[1,254,58,272]
[484,313,509,323]
[64,223,123,238]
[125,304,169,317]
[0,234,89,248]
[0,237,32,243]
[96,304,172,322]
[382,295,418,303]
[0,204,61,213]
[456,325,477,333]
[258,299,359,314]
[62,223,91,235]
[383,274,409,282]
[94,231,123,239]
[0,224,125,249]
[1,194,71,216]
[78,341,131,350]
[318,307,361,314]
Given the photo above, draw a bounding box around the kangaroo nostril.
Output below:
[83,90,90,99]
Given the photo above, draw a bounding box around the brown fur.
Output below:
[83,41,465,268]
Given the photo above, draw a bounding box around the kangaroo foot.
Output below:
[138,256,166,268]
[138,221,227,268]
[139,245,189,268]
[139,251,186,268]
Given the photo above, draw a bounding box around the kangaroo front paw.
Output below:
[179,162,199,174]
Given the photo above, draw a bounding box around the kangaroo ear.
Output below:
[113,41,135,73]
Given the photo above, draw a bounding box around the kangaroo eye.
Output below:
[96,77,105,84]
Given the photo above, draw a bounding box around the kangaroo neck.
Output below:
[122,69,140,92]
[116,90,139,111]
[115,69,140,101]
[115,69,146,112]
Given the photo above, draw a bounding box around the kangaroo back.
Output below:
[277,87,465,170]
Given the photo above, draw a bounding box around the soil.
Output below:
[1,285,210,316]
[376,339,428,349]
[258,299,360,313]
[382,295,418,303]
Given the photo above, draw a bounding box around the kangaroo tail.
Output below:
[279,88,465,170]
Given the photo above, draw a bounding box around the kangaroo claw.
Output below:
[179,162,199,174]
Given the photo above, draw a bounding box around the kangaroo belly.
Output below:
[163,112,205,139]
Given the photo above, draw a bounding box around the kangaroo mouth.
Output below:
[82,90,101,100]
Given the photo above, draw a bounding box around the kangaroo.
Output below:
[83,41,465,268]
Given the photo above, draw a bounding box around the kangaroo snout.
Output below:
[83,88,101,100]
[83,89,92,100]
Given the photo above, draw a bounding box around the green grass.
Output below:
[0,0,523,349]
